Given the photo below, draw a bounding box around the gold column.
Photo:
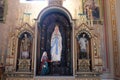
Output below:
[109,0,120,76]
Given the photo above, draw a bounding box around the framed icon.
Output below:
[0,0,6,22]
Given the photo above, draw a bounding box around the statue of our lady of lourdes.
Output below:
[50,25,62,62]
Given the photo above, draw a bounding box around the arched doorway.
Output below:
[36,7,73,76]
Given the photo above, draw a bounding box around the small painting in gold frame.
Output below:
[0,0,6,22]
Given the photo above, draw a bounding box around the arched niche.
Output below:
[75,23,103,75]
[76,30,92,72]
[17,32,33,58]
[36,6,73,76]
[16,31,33,72]
[10,23,35,73]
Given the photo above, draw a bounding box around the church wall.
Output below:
[115,0,120,78]
[0,0,82,75]
[0,23,9,63]
[0,0,118,79]
[104,0,120,79]
[116,0,120,42]
[101,0,114,79]
[0,0,81,66]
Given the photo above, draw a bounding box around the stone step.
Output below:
[6,77,101,80]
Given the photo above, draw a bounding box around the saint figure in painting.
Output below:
[0,0,4,20]
[40,51,49,75]
[20,34,31,59]
[84,0,100,19]
[50,25,62,62]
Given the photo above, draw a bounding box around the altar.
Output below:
[4,0,104,79]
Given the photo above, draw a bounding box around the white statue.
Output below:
[50,25,62,62]
[21,34,31,59]
[79,34,88,53]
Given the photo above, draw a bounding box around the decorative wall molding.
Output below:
[48,0,63,6]
[6,77,100,80]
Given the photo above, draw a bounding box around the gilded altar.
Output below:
[4,0,104,79]
[78,59,90,72]
[5,23,35,78]
[18,59,31,72]
[74,14,103,77]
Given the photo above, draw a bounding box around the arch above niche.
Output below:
[75,23,94,37]
[17,23,34,37]
[37,6,73,24]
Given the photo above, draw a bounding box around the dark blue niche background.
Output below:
[36,11,73,76]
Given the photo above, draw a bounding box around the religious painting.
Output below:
[83,0,101,20]
[0,0,5,22]
[36,11,73,76]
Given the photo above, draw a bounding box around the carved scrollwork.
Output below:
[78,59,90,72]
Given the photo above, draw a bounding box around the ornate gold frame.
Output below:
[109,0,120,76]
[0,0,7,22]
[6,23,35,74]
[74,23,102,75]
